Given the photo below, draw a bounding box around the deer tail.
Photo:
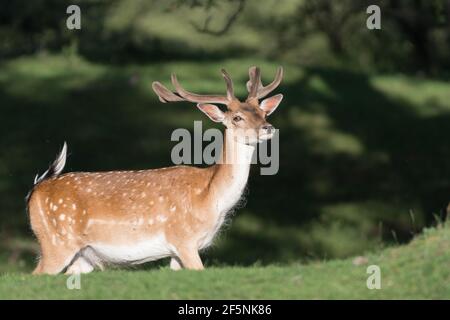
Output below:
[33,142,68,186]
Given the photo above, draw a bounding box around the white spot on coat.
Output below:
[156,215,167,223]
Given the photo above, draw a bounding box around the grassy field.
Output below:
[0,223,448,299]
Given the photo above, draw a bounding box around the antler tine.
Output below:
[171,74,230,105]
[247,67,261,101]
[246,66,283,100]
[221,69,235,101]
[152,81,185,103]
[256,66,283,99]
[246,66,263,93]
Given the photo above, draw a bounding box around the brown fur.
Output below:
[28,66,283,274]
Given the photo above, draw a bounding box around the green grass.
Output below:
[1,223,448,299]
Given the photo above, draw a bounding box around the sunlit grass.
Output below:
[0,223,448,299]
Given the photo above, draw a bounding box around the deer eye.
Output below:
[233,115,243,122]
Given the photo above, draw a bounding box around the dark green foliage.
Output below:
[1,1,449,73]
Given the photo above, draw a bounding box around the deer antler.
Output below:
[151,82,185,103]
[246,66,283,100]
[247,67,261,102]
[221,69,235,101]
[152,70,237,105]
[153,66,282,104]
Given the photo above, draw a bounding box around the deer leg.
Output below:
[65,256,94,274]
[34,253,75,275]
[32,260,43,275]
[33,240,79,275]
[170,257,183,271]
[176,246,204,270]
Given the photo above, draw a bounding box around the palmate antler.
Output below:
[152,66,283,105]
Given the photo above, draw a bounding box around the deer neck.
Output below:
[207,129,255,215]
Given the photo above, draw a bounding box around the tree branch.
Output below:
[191,0,246,36]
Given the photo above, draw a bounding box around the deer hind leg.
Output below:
[65,256,94,275]
[32,260,43,275]
[170,257,183,271]
[65,246,104,274]
[29,194,78,275]
[174,245,204,270]
[33,239,80,275]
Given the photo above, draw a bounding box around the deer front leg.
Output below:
[176,246,204,270]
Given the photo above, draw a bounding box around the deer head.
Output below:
[152,66,283,145]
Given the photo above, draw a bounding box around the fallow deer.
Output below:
[27,66,283,274]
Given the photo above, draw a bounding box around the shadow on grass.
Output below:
[1,60,450,270]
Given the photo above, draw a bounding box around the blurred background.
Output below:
[0,0,449,272]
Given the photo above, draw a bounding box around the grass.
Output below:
[0,223,449,299]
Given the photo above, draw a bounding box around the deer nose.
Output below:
[262,124,274,134]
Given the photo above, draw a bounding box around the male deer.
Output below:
[28,66,283,274]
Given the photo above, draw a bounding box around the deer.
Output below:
[27,66,283,274]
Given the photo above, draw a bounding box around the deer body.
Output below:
[28,66,283,274]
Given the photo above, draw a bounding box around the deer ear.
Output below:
[260,94,283,116]
[197,103,225,123]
